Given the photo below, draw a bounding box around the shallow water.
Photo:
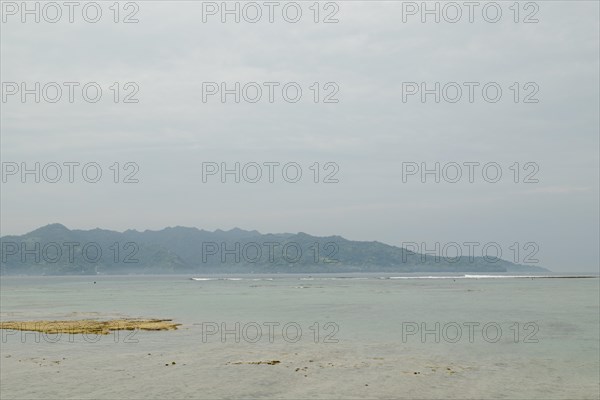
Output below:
[1,274,599,399]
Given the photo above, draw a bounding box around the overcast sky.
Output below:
[1,1,598,272]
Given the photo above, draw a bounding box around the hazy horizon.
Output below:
[1,221,598,273]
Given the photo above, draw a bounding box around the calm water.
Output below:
[1,274,599,399]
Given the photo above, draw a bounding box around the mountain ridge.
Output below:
[0,224,551,275]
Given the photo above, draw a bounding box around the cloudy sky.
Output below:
[1,1,598,272]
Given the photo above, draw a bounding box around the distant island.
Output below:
[0,224,550,275]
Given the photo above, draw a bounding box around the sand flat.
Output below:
[0,319,180,335]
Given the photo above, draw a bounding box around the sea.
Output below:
[1,273,599,399]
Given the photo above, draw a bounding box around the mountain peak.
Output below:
[29,223,69,235]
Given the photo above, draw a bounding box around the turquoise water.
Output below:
[1,274,599,399]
